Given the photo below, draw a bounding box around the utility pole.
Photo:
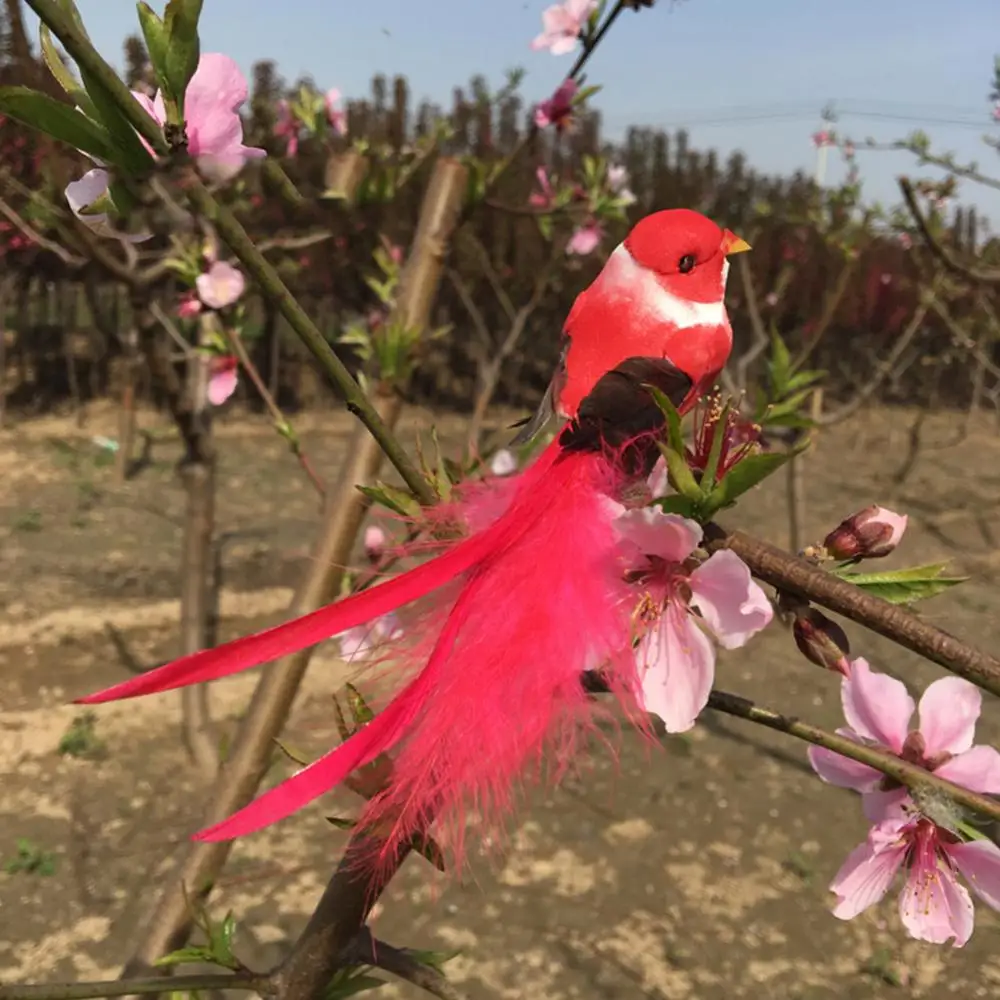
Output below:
[813,102,839,187]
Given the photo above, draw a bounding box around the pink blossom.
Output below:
[531,0,597,55]
[177,294,202,319]
[809,659,1000,822]
[207,355,238,406]
[992,101,1000,123]
[899,232,913,251]
[606,164,636,206]
[529,167,555,209]
[534,79,577,130]
[274,99,300,158]
[133,53,266,182]
[566,221,603,256]
[64,168,150,242]
[830,814,1000,947]
[824,504,908,561]
[337,613,403,663]
[196,261,245,310]
[812,129,834,148]
[363,525,386,562]
[325,88,348,135]
[489,449,518,477]
[646,457,668,498]
[614,508,773,732]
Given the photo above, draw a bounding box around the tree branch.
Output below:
[899,177,1000,285]
[704,524,1000,697]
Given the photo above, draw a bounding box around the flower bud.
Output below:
[823,505,907,561]
[363,525,386,563]
[489,449,517,477]
[793,607,851,676]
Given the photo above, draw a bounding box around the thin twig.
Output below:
[0,190,82,265]
[222,324,327,498]
[817,295,933,425]
[353,930,469,1000]
[0,975,267,1000]
[899,177,1000,285]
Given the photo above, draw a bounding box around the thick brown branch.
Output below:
[705,524,1000,697]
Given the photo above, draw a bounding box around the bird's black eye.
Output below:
[678,254,696,274]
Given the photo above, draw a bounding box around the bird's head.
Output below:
[623,208,750,306]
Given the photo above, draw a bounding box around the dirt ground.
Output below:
[2,400,1000,1000]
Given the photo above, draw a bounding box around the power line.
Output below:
[620,109,991,130]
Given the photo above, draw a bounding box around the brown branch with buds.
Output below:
[899,176,1000,285]
[705,523,1000,697]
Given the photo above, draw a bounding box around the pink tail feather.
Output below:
[193,569,481,842]
[192,446,642,871]
[76,439,564,706]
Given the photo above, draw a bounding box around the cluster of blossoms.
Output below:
[274,85,348,157]
[172,238,247,406]
[528,160,636,257]
[65,54,265,238]
[811,659,1000,945]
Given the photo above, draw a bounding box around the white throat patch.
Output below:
[601,244,727,330]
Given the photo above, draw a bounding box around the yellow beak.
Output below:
[721,229,751,255]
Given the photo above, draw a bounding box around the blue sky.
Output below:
[26,0,1000,223]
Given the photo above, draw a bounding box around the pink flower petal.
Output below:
[197,261,245,310]
[808,729,883,792]
[861,786,910,823]
[934,745,1000,794]
[917,676,982,757]
[187,53,249,113]
[688,550,773,650]
[898,853,974,947]
[64,169,151,243]
[830,831,905,920]
[566,223,602,255]
[841,658,913,752]
[614,508,701,566]
[638,604,714,733]
[947,839,1000,912]
[65,168,109,215]
[207,366,238,406]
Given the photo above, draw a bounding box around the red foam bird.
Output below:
[77,209,749,872]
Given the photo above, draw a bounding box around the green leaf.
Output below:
[767,329,792,394]
[345,682,375,726]
[154,946,216,968]
[699,400,730,487]
[211,910,237,965]
[653,494,698,518]
[657,443,702,502]
[0,86,115,161]
[644,385,686,455]
[136,3,172,101]
[163,0,204,122]
[762,390,815,424]
[325,972,386,999]
[356,482,420,519]
[405,948,460,972]
[79,65,156,174]
[55,0,92,38]
[325,816,357,831]
[701,446,805,516]
[831,563,967,605]
[785,369,825,393]
[38,25,99,119]
[273,738,311,767]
